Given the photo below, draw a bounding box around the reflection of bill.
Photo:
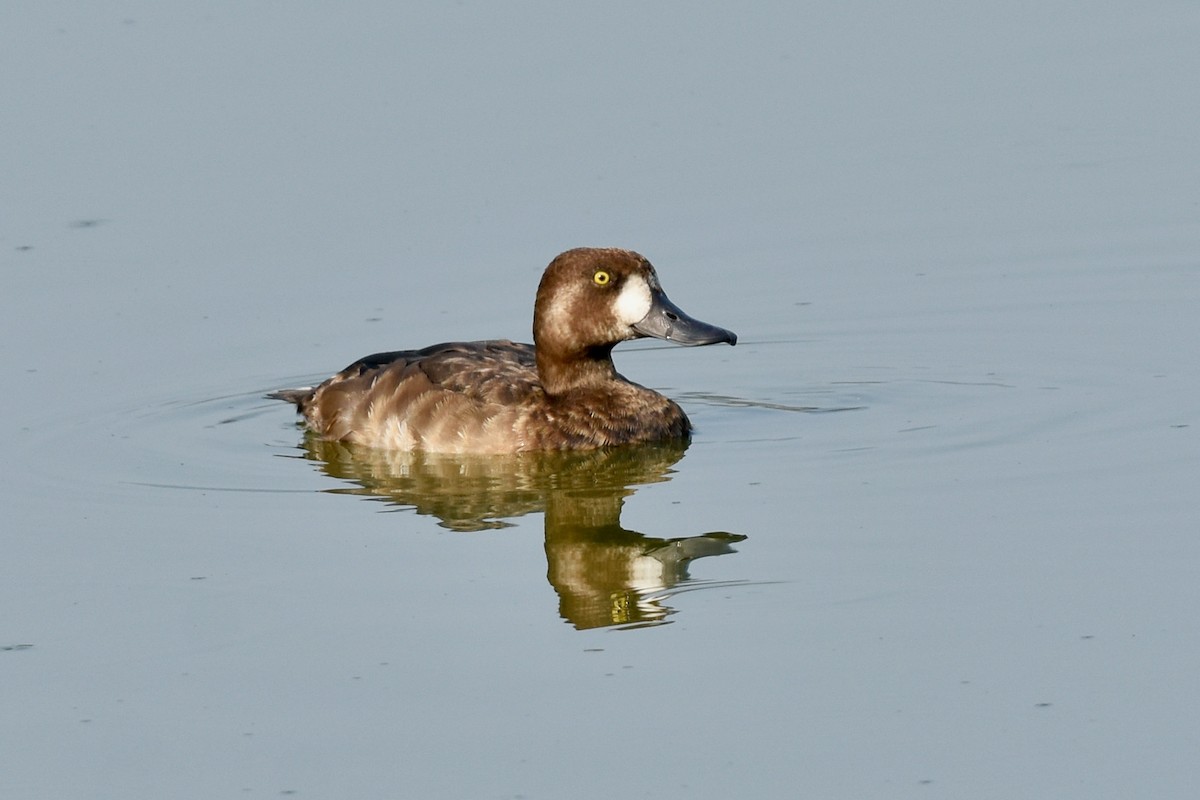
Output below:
[290,435,746,629]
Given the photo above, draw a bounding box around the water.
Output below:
[3,3,1198,798]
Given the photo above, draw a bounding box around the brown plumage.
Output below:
[270,248,736,453]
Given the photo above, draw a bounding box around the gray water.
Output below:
[3,3,1198,799]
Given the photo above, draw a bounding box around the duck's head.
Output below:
[533,248,738,362]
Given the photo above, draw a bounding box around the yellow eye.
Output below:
[593,270,611,286]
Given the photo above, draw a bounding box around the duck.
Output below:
[270,247,736,453]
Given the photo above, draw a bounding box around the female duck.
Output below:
[272,247,736,453]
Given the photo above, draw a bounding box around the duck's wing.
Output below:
[398,340,540,403]
[274,340,541,446]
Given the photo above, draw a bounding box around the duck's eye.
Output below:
[593,270,611,286]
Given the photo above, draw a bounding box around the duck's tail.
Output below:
[266,387,314,409]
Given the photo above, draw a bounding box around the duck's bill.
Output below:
[632,290,738,346]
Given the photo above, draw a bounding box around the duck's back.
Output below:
[281,340,541,453]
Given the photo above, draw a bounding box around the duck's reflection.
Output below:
[297,436,746,629]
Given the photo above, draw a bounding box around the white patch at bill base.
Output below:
[614,275,653,325]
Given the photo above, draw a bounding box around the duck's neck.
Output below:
[536,344,619,396]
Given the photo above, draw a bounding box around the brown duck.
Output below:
[271,248,736,453]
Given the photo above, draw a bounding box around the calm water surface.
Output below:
[3,4,1198,799]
